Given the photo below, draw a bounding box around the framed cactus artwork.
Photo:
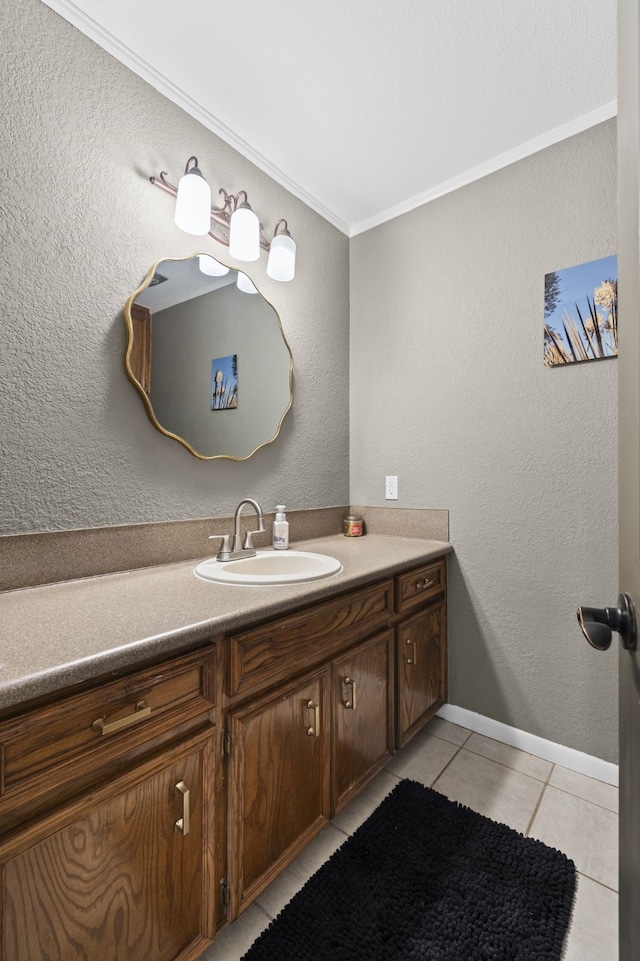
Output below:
[544,255,617,367]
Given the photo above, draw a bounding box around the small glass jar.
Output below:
[343,514,364,537]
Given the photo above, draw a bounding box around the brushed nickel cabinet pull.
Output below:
[91,700,151,736]
[175,780,190,835]
[406,637,417,665]
[344,676,357,710]
[306,699,321,737]
[416,578,434,591]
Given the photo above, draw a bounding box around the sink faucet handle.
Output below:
[243,531,257,550]
[209,534,232,559]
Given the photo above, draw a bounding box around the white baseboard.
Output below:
[437,704,619,787]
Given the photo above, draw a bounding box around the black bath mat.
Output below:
[242,779,576,961]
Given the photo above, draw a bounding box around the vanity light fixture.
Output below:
[174,157,212,235]
[266,221,296,282]
[228,193,260,262]
[150,157,296,281]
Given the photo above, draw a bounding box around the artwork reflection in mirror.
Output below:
[211,354,238,410]
[125,254,293,460]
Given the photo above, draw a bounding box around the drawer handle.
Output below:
[406,637,418,666]
[344,676,357,711]
[416,578,434,591]
[175,780,190,836]
[306,699,321,738]
[91,699,151,736]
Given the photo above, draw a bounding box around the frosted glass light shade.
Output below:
[198,254,230,277]
[237,271,258,294]
[266,233,296,281]
[175,169,211,235]
[229,205,260,261]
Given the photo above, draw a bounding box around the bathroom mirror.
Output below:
[124,254,293,460]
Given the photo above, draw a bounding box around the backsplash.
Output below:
[351,506,448,541]
[1,507,449,592]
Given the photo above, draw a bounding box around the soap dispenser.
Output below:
[273,505,289,550]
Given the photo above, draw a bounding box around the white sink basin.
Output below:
[194,550,343,586]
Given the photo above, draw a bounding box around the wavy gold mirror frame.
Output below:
[124,254,293,461]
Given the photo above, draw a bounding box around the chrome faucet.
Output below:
[211,498,266,562]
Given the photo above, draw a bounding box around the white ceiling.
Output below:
[42,0,617,235]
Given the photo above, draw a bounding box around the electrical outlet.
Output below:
[385,475,398,500]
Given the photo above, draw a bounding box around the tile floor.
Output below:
[200,716,618,960]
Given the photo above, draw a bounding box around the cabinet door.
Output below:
[1,731,215,961]
[333,630,394,812]
[227,668,331,918]
[397,600,446,748]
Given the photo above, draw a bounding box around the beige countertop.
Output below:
[0,534,452,713]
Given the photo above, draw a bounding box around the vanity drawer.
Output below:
[0,647,216,805]
[228,579,394,697]
[396,558,446,612]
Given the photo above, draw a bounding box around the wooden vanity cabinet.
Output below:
[226,580,395,701]
[0,648,218,961]
[332,629,394,812]
[395,559,447,748]
[222,561,447,920]
[226,667,331,918]
[225,623,397,920]
[1,732,215,961]
[223,580,395,920]
[0,553,447,956]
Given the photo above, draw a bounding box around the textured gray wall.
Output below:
[1,0,349,534]
[1,0,618,763]
[350,121,618,762]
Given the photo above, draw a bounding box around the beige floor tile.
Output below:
[256,822,346,919]
[385,731,460,786]
[550,764,618,813]
[295,820,349,873]
[198,902,271,961]
[529,785,618,890]
[332,769,398,835]
[562,873,618,961]
[424,715,472,745]
[464,732,552,781]
[432,747,545,833]
[198,721,616,960]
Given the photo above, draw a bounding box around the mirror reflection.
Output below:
[124,254,293,460]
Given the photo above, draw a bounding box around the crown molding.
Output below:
[350,101,618,237]
[39,0,350,235]
[38,2,616,240]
